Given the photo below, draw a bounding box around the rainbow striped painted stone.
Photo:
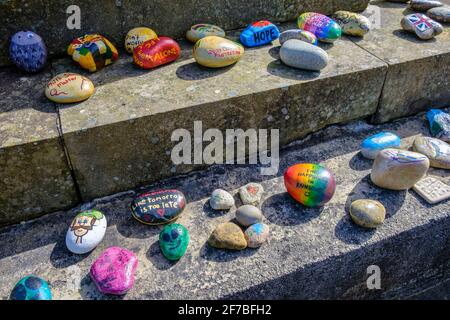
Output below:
[284,163,336,207]
[297,12,342,43]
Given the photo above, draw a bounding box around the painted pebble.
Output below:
[284,163,336,207]
[349,199,386,229]
[280,39,328,71]
[240,20,280,47]
[90,247,138,295]
[208,222,247,250]
[186,24,225,43]
[297,12,342,43]
[9,31,47,72]
[67,34,118,72]
[10,276,52,300]
[239,182,264,206]
[332,11,371,37]
[45,73,95,103]
[210,189,235,210]
[65,210,107,254]
[371,149,430,190]
[360,132,401,160]
[193,36,244,68]
[279,29,318,46]
[413,136,450,169]
[427,109,450,142]
[236,205,263,227]
[409,0,443,11]
[427,6,450,23]
[244,223,270,248]
[159,224,190,261]
[133,36,181,69]
[401,13,443,40]
[125,27,158,53]
[413,176,450,204]
[130,189,186,225]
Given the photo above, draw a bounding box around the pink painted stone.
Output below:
[90,247,138,295]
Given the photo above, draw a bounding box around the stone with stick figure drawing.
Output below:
[65,210,107,254]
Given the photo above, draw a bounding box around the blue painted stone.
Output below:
[427,109,450,142]
[9,31,47,73]
[10,276,52,300]
[240,20,280,47]
[361,132,401,159]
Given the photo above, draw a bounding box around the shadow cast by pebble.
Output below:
[266,60,321,81]
[49,239,92,269]
[79,273,125,301]
[146,240,179,270]
[392,29,437,43]
[202,200,232,218]
[349,152,373,171]
[334,215,377,245]
[115,215,163,239]
[199,241,258,262]
[176,62,234,81]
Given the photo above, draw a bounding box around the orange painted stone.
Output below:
[133,37,181,69]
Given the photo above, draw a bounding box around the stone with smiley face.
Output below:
[159,223,190,261]
[65,210,107,254]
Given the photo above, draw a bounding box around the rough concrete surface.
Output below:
[0,112,448,300]
[0,0,370,66]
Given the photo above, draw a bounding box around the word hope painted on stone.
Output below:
[240,20,280,47]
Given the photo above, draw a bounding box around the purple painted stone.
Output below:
[90,247,138,295]
[9,31,47,72]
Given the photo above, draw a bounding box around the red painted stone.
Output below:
[133,36,181,69]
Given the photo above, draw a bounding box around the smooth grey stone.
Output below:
[235,205,263,227]
[409,0,443,11]
[427,6,450,23]
[210,189,235,210]
[280,39,328,71]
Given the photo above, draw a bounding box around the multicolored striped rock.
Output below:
[284,163,336,207]
[186,24,225,42]
[10,276,52,300]
[133,36,181,69]
[45,73,95,103]
[332,11,371,37]
[193,36,244,68]
[9,31,47,72]
[159,223,190,261]
[67,34,118,72]
[239,20,280,47]
[125,27,158,53]
[297,12,342,43]
[279,29,318,46]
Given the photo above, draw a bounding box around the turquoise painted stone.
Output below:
[427,109,450,142]
[10,276,52,300]
[159,224,190,261]
[240,20,280,47]
[361,132,401,159]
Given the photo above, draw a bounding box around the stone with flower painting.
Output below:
[65,210,107,254]
[45,73,95,103]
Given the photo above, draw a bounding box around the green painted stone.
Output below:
[159,223,190,261]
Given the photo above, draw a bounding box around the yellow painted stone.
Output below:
[193,36,244,68]
[45,73,95,103]
[186,24,226,43]
[125,27,158,53]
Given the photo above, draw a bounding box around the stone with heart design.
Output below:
[10,276,52,300]
[45,73,95,104]
[401,13,443,40]
[90,247,138,295]
[159,223,190,261]
[240,20,280,47]
[427,6,450,23]
[239,183,264,206]
[131,189,186,225]
[413,136,450,169]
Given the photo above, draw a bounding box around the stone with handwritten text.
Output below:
[45,73,95,103]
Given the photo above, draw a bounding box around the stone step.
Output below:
[0,112,448,300]
[0,0,370,66]
[1,1,449,226]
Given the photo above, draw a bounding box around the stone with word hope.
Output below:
[244,223,270,248]
[45,73,95,103]
[159,223,190,261]
[279,29,318,46]
[90,247,138,295]
[401,13,443,40]
[427,6,450,23]
[131,189,186,225]
[427,109,450,142]
[413,176,450,204]
[236,205,263,227]
[125,27,158,53]
[9,31,47,73]
[413,136,450,169]
[65,210,107,254]
[239,182,264,206]
[332,11,371,37]
[280,39,328,71]
[360,132,401,160]
[409,0,443,11]
[297,12,342,43]
[284,163,336,207]
[67,34,119,72]
[210,189,235,210]
[10,276,52,300]
[239,20,280,47]
[350,199,386,229]
[193,36,244,68]
[371,149,430,190]
[133,36,181,69]
[186,24,226,43]
[208,222,247,250]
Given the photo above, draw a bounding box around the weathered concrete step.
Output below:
[0,0,370,66]
[0,112,448,300]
